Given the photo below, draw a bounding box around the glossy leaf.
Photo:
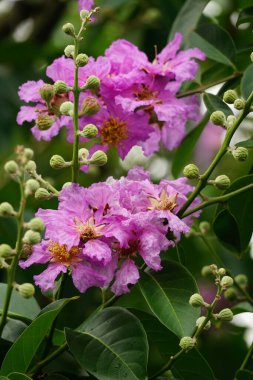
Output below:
[0,283,40,320]
[213,209,241,252]
[66,307,148,380]
[203,93,233,117]
[2,320,27,343]
[1,298,75,375]
[236,6,253,28]
[169,0,210,43]
[117,261,199,337]
[241,64,253,98]
[189,24,236,67]
[8,373,32,380]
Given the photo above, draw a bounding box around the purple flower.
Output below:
[78,0,94,12]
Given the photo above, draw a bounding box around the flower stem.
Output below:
[238,341,253,373]
[71,38,80,183]
[177,90,253,218]
[0,177,26,337]
[28,343,68,376]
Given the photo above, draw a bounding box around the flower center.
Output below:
[148,189,178,211]
[114,240,139,259]
[48,242,80,265]
[134,84,159,101]
[74,217,104,243]
[101,117,128,146]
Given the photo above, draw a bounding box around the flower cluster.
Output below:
[20,167,200,295]
[17,24,205,157]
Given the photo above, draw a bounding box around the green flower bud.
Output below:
[50,155,67,169]
[76,53,89,67]
[78,148,89,161]
[62,23,75,37]
[179,336,196,351]
[39,84,54,103]
[60,101,74,116]
[223,90,237,104]
[0,244,13,258]
[24,148,34,160]
[217,308,233,322]
[189,293,206,307]
[64,44,75,58]
[232,147,248,162]
[89,150,108,166]
[28,217,44,232]
[17,283,35,299]
[218,268,226,277]
[35,188,51,200]
[234,274,248,287]
[214,175,231,190]
[54,80,69,94]
[23,230,41,245]
[226,115,236,128]
[196,316,211,330]
[25,160,37,172]
[84,75,100,90]
[4,160,19,175]
[0,202,16,217]
[199,221,210,235]
[80,9,90,19]
[80,124,98,138]
[183,164,200,179]
[81,96,100,116]
[220,275,234,288]
[210,111,226,126]
[251,52,253,63]
[224,287,237,301]
[201,265,213,277]
[234,99,245,110]
[62,182,72,189]
[25,179,40,195]
[36,114,54,131]
[0,258,9,269]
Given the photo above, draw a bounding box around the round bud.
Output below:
[214,175,231,190]
[183,164,200,179]
[251,52,253,63]
[218,268,226,277]
[76,53,89,67]
[28,217,44,232]
[64,44,75,58]
[232,147,248,162]
[25,160,37,172]
[89,150,108,166]
[0,202,15,217]
[18,283,35,299]
[84,75,100,90]
[189,293,205,307]
[81,97,100,116]
[223,90,237,104]
[54,80,69,94]
[4,160,19,175]
[78,148,89,161]
[36,114,54,131]
[217,308,233,322]
[80,9,90,19]
[234,274,248,287]
[60,101,74,116]
[39,84,54,103]
[62,23,75,37]
[62,182,72,189]
[224,287,237,301]
[35,188,51,201]
[196,316,211,330]
[179,336,196,351]
[81,124,98,138]
[24,148,34,160]
[210,111,226,126]
[0,244,13,258]
[50,155,67,169]
[199,221,210,235]
[220,275,234,288]
[23,230,41,245]
[226,115,236,128]
[25,179,40,195]
[201,265,213,277]
[234,99,245,110]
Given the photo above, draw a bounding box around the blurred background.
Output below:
[0,1,253,378]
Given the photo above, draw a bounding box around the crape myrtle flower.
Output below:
[78,0,94,12]
[20,168,200,295]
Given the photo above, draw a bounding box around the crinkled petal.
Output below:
[19,241,50,269]
[18,80,45,102]
[158,32,182,62]
[111,259,139,296]
[46,56,75,86]
[139,230,169,270]
[82,239,112,265]
[71,262,107,293]
[34,263,67,292]
[17,106,39,125]
[31,119,62,141]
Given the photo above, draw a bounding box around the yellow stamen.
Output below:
[48,242,80,265]
[148,189,178,211]
[100,117,128,146]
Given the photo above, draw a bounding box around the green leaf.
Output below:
[236,138,253,148]
[213,209,241,252]
[117,261,199,337]
[172,113,209,177]
[0,377,9,380]
[232,302,253,315]
[0,283,40,320]
[66,307,148,380]
[189,24,236,67]
[203,93,233,117]
[236,370,253,380]
[169,0,210,43]
[1,298,76,375]
[241,64,253,98]
[236,6,253,28]
[8,373,32,380]
[2,320,27,343]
